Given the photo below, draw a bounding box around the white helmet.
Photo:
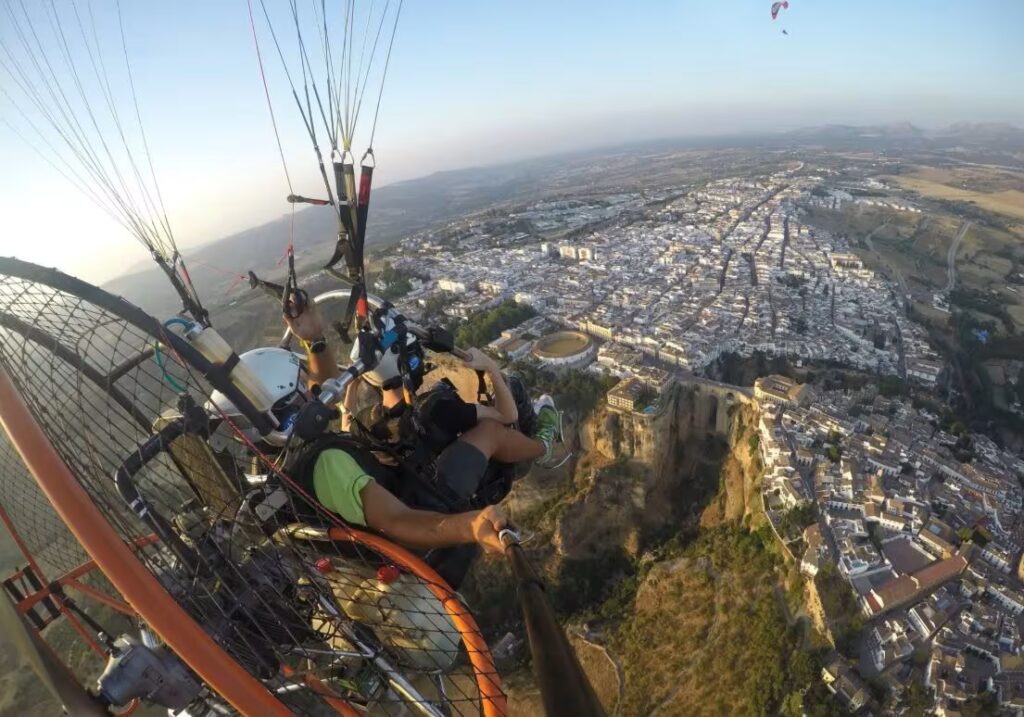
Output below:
[207,347,307,432]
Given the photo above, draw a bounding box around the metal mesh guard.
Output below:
[0,258,503,716]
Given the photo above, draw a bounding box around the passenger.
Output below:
[286,302,563,501]
[207,338,511,575]
[287,429,512,559]
[284,302,563,585]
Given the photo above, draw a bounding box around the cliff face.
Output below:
[699,404,763,528]
[424,360,763,559]
[474,377,775,716]
[556,385,761,561]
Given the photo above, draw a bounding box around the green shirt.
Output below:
[312,449,374,526]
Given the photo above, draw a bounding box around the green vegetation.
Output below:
[634,385,658,411]
[900,680,933,716]
[747,432,760,457]
[814,563,865,656]
[613,525,827,716]
[904,687,998,717]
[510,362,618,418]
[877,375,906,398]
[420,293,449,321]
[714,350,795,385]
[950,288,1013,333]
[957,525,988,548]
[374,261,415,300]
[777,503,816,542]
[454,300,536,348]
[551,547,639,621]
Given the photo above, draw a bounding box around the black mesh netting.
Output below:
[0,259,504,716]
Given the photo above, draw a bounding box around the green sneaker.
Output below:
[532,395,566,468]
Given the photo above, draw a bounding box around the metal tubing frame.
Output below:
[10,535,158,619]
[327,527,507,717]
[0,257,273,435]
[0,503,108,656]
[0,365,294,717]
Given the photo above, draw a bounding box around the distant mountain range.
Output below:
[103,121,1022,317]
[783,121,1024,150]
[103,160,562,316]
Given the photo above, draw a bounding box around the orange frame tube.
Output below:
[0,366,294,717]
[0,504,46,578]
[12,535,159,618]
[329,527,508,717]
[0,498,107,656]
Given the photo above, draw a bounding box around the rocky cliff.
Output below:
[460,374,797,715]
[550,383,762,562]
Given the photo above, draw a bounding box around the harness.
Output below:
[283,432,404,522]
[348,380,473,512]
[278,380,516,523]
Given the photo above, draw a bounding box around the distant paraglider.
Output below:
[771,1,790,20]
[782,29,789,35]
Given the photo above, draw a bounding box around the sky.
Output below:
[1,0,1022,284]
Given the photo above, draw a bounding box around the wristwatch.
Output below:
[305,337,327,354]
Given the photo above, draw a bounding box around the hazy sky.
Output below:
[1,0,1022,283]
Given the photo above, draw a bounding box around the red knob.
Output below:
[377,565,400,584]
[314,557,333,575]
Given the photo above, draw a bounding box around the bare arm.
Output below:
[463,348,517,425]
[283,302,341,386]
[340,378,360,431]
[305,342,340,386]
[361,481,507,555]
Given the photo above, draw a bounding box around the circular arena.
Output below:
[531,330,596,367]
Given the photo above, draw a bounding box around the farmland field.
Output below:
[885,169,1024,221]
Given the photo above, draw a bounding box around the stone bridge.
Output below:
[677,375,754,437]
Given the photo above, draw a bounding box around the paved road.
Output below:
[943,220,973,293]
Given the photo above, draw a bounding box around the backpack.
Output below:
[349,380,516,512]
[282,432,404,522]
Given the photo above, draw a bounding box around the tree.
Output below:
[375,261,414,299]
[748,433,761,457]
[781,691,804,717]
[878,375,906,398]
[454,301,536,347]
[901,681,933,717]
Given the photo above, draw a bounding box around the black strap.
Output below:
[248,270,285,300]
[281,247,308,319]
[221,352,241,374]
[324,159,360,278]
[354,157,374,268]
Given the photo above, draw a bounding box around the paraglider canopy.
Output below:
[771,1,790,20]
